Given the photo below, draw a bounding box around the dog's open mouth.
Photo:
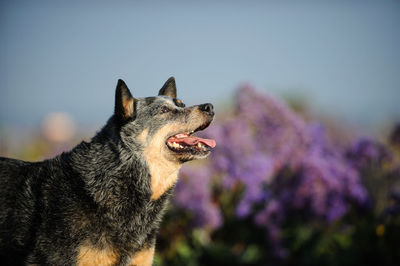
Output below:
[166,122,216,155]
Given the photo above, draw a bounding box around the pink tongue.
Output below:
[169,135,216,148]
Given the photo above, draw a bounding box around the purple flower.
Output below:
[254,199,283,226]
[174,166,222,230]
[228,86,368,224]
[326,196,348,222]
[346,138,393,169]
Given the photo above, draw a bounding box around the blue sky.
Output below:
[1,0,399,129]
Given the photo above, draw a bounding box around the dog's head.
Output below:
[113,77,216,163]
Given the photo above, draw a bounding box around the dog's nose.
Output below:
[199,103,214,115]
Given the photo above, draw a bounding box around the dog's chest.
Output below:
[76,245,155,266]
[76,199,167,266]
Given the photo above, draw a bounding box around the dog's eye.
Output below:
[160,106,171,114]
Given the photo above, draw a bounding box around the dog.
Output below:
[0,77,216,265]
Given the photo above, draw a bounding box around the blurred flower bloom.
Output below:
[174,167,222,229]
[41,112,76,143]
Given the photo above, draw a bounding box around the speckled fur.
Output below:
[0,77,214,265]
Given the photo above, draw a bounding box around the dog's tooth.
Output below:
[197,142,202,148]
[179,144,184,149]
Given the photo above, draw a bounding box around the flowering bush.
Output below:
[156,85,400,266]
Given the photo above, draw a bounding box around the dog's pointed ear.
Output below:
[115,79,135,121]
[158,77,177,98]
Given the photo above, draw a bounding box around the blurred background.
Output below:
[1,1,400,265]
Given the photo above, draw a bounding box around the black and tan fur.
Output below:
[0,77,215,265]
